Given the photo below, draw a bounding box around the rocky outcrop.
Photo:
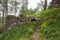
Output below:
[2,15,42,32]
[2,15,27,32]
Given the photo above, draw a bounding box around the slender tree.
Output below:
[44,0,47,10]
[8,0,20,15]
[2,0,8,29]
[20,0,28,14]
[14,0,17,15]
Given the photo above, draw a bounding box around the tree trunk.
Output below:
[15,0,17,15]
[44,0,47,10]
[2,0,8,31]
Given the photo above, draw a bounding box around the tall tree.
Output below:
[36,0,44,13]
[2,0,8,28]
[0,0,2,14]
[20,0,28,14]
[14,0,17,15]
[8,0,20,15]
[44,0,47,10]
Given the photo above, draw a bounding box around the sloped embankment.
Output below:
[38,8,60,40]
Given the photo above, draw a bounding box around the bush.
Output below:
[38,8,60,40]
[0,21,39,40]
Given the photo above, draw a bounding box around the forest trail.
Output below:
[25,19,43,40]
[33,20,43,40]
[33,26,40,40]
[26,26,40,40]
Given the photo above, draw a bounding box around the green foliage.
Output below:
[38,8,60,40]
[0,17,2,32]
[0,6,60,40]
[0,0,2,4]
[0,21,39,40]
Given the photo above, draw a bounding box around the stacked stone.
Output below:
[3,15,17,31]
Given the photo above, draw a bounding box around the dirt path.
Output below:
[33,26,40,40]
[33,30,39,40]
[33,20,43,40]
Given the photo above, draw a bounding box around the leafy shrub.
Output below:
[38,8,60,40]
[0,21,39,40]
